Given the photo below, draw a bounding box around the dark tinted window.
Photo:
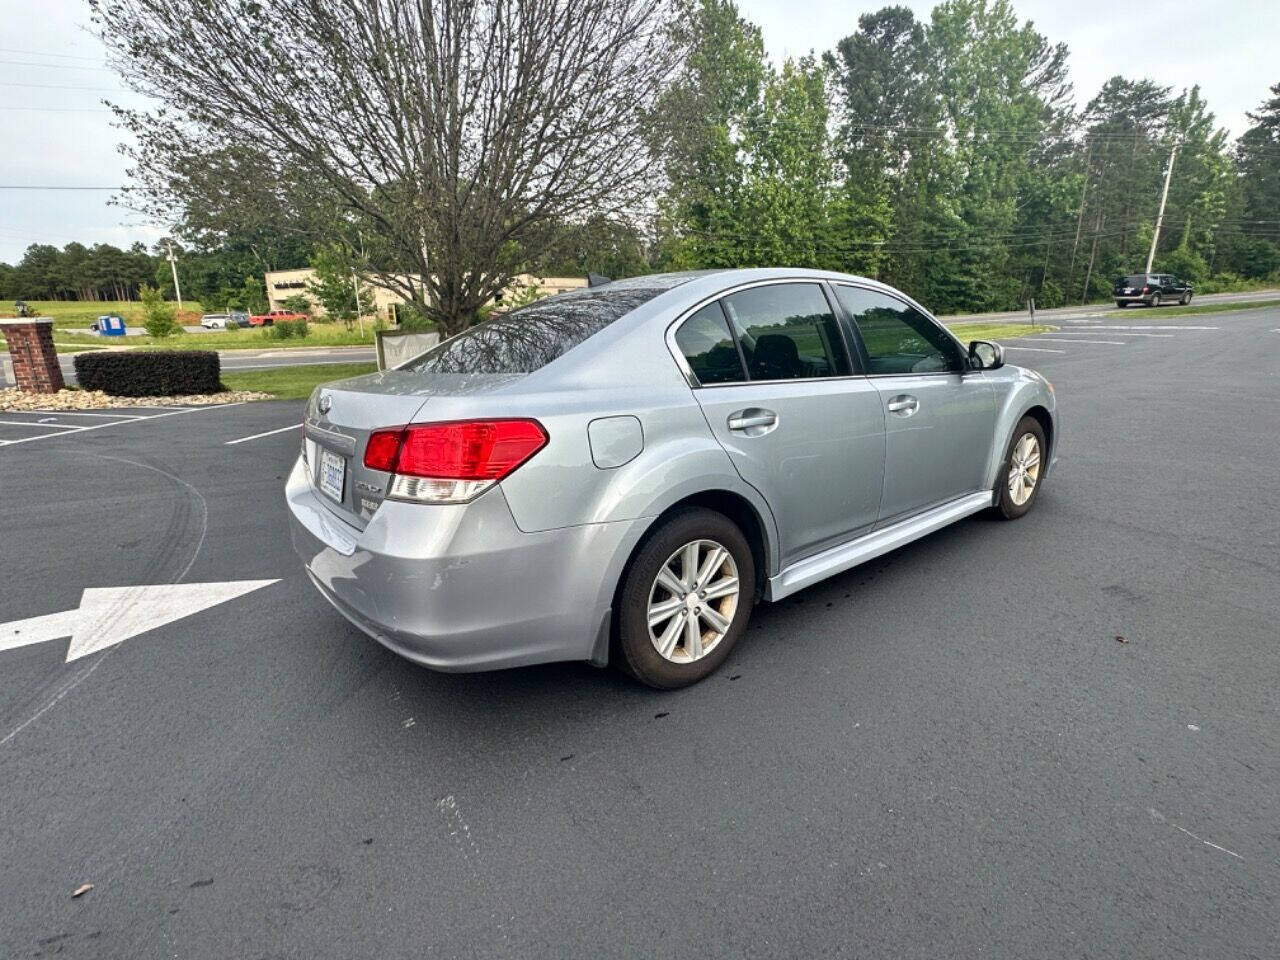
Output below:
[1119,274,1154,286]
[404,287,662,375]
[721,283,851,380]
[834,285,963,374]
[675,302,746,384]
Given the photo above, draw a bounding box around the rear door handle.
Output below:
[727,408,778,433]
[886,395,919,416]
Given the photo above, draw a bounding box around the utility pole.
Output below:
[350,267,364,337]
[1145,141,1179,274]
[165,240,183,312]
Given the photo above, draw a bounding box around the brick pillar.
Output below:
[0,318,65,393]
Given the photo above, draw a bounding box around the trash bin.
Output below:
[97,314,127,337]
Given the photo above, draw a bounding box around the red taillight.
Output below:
[398,419,548,479]
[1142,285,1150,293]
[363,420,548,480]
[363,428,403,471]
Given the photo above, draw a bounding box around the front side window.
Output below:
[720,283,851,380]
[674,302,746,384]
[405,286,663,375]
[834,285,963,375]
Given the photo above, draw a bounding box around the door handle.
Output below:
[727,408,778,432]
[886,395,919,416]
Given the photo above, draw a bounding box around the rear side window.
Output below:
[721,283,851,380]
[834,285,963,374]
[674,303,746,384]
[404,287,663,375]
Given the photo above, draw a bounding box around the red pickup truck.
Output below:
[249,309,308,327]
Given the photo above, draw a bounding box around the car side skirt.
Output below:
[765,490,996,601]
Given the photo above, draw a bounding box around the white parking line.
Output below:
[1001,345,1065,354]
[225,423,299,445]
[1013,343,1126,350]
[0,419,82,429]
[0,402,246,447]
[1063,324,1219,331]
[1045,331,1175,338]
[20,410,148,420]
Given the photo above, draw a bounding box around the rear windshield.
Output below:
[1118,275,1153,285]
[404,286,663,375]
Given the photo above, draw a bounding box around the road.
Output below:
[1,305,1277,958]
[943,285,1280,324]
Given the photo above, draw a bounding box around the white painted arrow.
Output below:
[0,580,279,662]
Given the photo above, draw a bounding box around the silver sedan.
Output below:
[287,268,1057,687]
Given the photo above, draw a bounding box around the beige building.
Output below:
[265,269,587,322]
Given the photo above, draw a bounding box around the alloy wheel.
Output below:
[646,539,740,663]
[1008,432,1041,506]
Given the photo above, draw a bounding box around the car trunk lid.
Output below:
[302,368,525,530]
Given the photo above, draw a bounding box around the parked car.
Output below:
[250,309,307,327]
[200,313,232,329]
[287,269,1058,688]
[1113,273,1193,308]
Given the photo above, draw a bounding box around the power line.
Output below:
[0,80,121,92]
[0,185,122,191]
[0,106,115,113]
[0,58,112,71]
[0,47,106,63]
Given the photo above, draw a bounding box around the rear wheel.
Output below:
[993,416,1047,520]
[1150,293,1162,307]
[616,508,755,689]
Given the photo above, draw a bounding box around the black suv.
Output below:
[1113,273,1193,308]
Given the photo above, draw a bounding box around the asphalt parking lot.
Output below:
[2,305,1278,958]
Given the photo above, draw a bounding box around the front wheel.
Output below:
[1181,292,1192,305]
[615,508,756,689]
[993,417,1047,520]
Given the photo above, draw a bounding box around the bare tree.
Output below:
[91,0,680,335]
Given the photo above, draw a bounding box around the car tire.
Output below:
[993,416,1047,521]
[615,508,756,689]
[1150,293,1161,307]
[1181,292,1191,305]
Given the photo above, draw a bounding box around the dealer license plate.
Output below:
[318,448,346,503]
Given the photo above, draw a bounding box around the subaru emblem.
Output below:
[318,392,332,415]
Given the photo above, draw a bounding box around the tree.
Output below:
[93,0,682,337]
[307,247,372,327]
[826,6,935,279]
[653,0,767,268]
[139,283,179,337]
[1224,83,1280,278]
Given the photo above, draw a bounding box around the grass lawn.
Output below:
[221,362,378,400]
[1113,298,1280,319]
[945,321,1057,341]
[54,323,380,350]
[4,300,207,329]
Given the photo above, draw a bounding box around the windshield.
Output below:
[404,286,664,375]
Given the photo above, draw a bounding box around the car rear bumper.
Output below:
[285,456,642,672]
[1114,295,1152,304]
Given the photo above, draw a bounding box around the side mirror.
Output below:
[968,340,1004,370]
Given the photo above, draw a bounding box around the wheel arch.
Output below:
[592,487,775,667]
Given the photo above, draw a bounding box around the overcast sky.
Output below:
[0,0,1275,265]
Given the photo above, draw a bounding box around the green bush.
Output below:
[73,350,221,396]
[139,283,180,338]
[269,318,309,339]
[1158,244,1210,284]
